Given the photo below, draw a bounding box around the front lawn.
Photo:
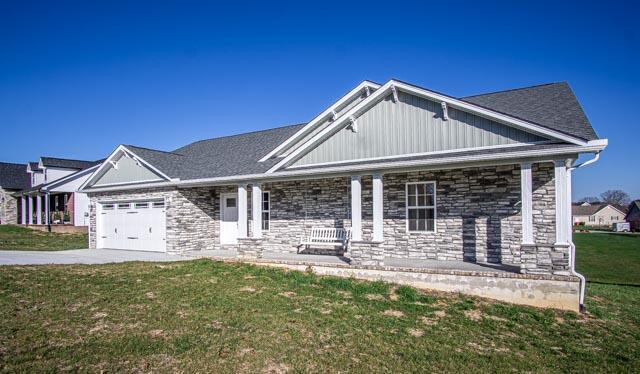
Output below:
[574,232,640,285]
[0,259,638,372]
[0,225,88,251]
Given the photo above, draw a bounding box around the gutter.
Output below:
[82,142,607,193]
[568,151,601,310]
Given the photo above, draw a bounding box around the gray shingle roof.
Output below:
[461,82,598,141]
[125,124,305,180]
[0,162,30,190]
[28,162,41,171]
[40,157,100,170]
[112,81,600,183]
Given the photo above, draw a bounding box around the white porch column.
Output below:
[28,196,33,225]
[44,193,50,225]
[237,184,248,239]
[21,196,27,225]
[554,160,570,246]
[520,162,534,245]
[36,195,42,225]
[251,184,262,238]
[350,176,362,241]
[372,173,384,242]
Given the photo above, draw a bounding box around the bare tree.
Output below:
[600,190,631,206]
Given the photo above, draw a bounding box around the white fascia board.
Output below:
[258,80,381,162]
[266,79,590,173]
[78,145,172,191]
[82,141,606,194]
[41,165,100,192]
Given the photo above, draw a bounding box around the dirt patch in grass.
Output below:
[382,309,404,317]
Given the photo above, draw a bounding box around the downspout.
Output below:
[568,151,601,309]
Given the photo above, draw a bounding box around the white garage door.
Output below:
[98,200,166,252]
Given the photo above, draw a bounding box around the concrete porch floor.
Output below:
[184,249,520,274]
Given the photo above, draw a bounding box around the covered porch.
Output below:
[17,191,77,227]
[211,158,574,277]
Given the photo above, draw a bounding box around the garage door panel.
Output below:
[97,200,166,252]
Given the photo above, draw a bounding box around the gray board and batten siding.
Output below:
[290,91,548,168]
[92,154,164,186]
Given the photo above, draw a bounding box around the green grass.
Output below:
[0,258,638,372]
[574,232,640,285]
[0,224,88,251]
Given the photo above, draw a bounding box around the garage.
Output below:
[97,200,166,252]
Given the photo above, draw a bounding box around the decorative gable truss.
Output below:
[265,80,591,173]
[259,80,381,161]
[81,145,172,189]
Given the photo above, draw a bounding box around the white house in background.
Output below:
[17,157,101,227]
[572,202,627,226]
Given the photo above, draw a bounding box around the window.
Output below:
[589,216,595,222]
[118,203,131,209]
[152,201,165,208]
[135,202,149,209]
[406,182,436,232]
[612,216,618,221]
[226,197,236,208]
[262,191,270,230]
[102,204,115,210]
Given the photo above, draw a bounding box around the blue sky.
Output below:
[1,0,638,200]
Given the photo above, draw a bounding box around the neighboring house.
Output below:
[80,80,607,310]
[626,200,640,231]
[572,202,627,226]
[17,157,101,227]
[0,162,30,224]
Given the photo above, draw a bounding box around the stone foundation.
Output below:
[251,260,581,312]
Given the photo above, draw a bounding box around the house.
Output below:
[0,162,30,224]
[80,80,608,311]
[626,200,640,231]
[572,202,627,226]
[16,157,101,229]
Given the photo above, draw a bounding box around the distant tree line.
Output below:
[579,189,636,207]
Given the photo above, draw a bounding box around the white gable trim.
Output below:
[79,145,173,190]
[258,80,381,162]
[266,80,589,173]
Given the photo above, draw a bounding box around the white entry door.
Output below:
[220,193,238,245]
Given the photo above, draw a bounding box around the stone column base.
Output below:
[519,243,571,275]
[347,241,384,266]
[237,238,263,259]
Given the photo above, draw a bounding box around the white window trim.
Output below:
[405,181,437,233]
[262,191,270,231]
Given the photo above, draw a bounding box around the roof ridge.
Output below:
[178,122,306,148]
[461,82,567,99]
[40,156,97,163]
[0,161,27,167]
[125,144,185,157]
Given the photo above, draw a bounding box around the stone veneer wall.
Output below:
[88,187,218,254]
[87,162,565,274]
[0,187,19,225]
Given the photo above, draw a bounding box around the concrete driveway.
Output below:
[0,249,188,265]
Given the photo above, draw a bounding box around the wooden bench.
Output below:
[299,227,352,250]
